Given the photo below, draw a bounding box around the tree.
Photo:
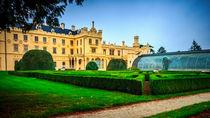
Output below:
[17,50,55,70]
[157,46,166,53]
[150,45,155,54]
[86,62,98,70]
[107,59,127,71]
[189,40,202,51]
[0,0,84,31]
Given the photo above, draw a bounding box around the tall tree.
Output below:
[157,46,166,53]
[189,40,202,51]
[150,45,155,54]
[0,0,84,31]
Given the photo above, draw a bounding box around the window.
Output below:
[79,59,82,65]
[62,48,65,54]
[77,49,78,54]
[80,39,82,45]
[71,49,73,55]
[62,39,65,45]
[118,50,120,56]
[80,48,82,54]
[43,47,47,51]
[15,60,18,66]
[89,39,92,44]
[24,35,27,41]
[53,48,56,54]
[14,44,18,51]
[35,36,38,42]
[24,45,28,52]
[35,46,39,49]
[110,49,114,55]
[14,34,18,40]
[92,48,96,53]
[53,38,56,44]
[43,37,47,43]
[103,49,106,55]
[96,40,98,45]
[62,62,65,68]
[77,40,78,46]
[54,62,56,67]
[70,40,73,46]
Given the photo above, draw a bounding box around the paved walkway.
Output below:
[58,92,210,118]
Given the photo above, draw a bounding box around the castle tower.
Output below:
[133,36,140,48]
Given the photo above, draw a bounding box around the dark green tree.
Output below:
[157,46,166,53]
[86,62,98,70]
[189,40,202,51]
[14,59,22,71]
[0,0,84,31]
[107,59,127,71]
[140,44,155,54]
[18,50,55,70]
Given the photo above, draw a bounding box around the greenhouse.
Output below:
[132,50,210,71]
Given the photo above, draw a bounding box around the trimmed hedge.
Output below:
[150,75,210,95]
[107,59,127,71]
[86,62,98,70]
[9,71,143,95]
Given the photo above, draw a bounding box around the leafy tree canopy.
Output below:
[86,61,98,70]
[189,40,202,51]
[107,59,127,71]
[157,46,166,53]
[0,0,84,31]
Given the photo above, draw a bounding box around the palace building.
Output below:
[0,21,150,71]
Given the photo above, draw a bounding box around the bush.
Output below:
[19,50,55,70]
[107,59,127,71]
[86,62,98,70]
[128,66,139,71]
[9,71,144,95]
[14,59,22,71]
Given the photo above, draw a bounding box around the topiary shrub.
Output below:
[14,59,22,71]
[19,50,55,70]
[107,59,127,71]
[86,61,98,70]
[128,66,140,71]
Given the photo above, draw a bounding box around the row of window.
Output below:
[89,39,99,45]
[13,34,74,45]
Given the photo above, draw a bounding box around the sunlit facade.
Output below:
[0,21,150,70]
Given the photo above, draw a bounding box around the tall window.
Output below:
[35,36,38,42]
[24,45,28,52]
[14,44,18,51]
[110,49,114,55]
[89,39,92,44]
[71,49,73,55]
[92,48,96,53]
[43,37,47,43]
[24,35,27,41]
[77,49,78,54]
[43,47,47,51]
[80,48,82,54]
[79,59,82,65]
[62,48,65,54]
[53,38,56,44]
[103,49,106,55]
[77,40,78,46]
[80,39,82,45]
[14,34,18,40]
[70,40,73,46]
[62,62,65,68]
[53,48,56,54]
[96,39,98,45]
[62,39,65,45]
[118,50,120,56]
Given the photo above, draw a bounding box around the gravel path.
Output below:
[58,92,210,118]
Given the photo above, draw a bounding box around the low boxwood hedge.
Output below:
[9,71,144,95]
[149,74,210,95]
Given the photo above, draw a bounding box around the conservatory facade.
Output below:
[132,50,210,71]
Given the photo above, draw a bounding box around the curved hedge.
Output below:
[86,62,98,70]
[17,50,55,70]
[107,59,127,71]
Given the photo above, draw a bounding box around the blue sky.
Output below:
[59,0,210,52]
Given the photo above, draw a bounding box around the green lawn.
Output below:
[147,101,210,118]
[0,71,209,118]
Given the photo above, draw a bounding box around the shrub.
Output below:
[107,59,127,71]
[86,62,98,70]
[129,66,139,71]
[14,59,22,71]
[19,50,55,70]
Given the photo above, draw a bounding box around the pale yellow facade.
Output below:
[0,21,150,71]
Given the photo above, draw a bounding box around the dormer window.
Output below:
[96,40,98,45]
[14,34,18,40]
[35,36,38,42]
[89,39,92,44]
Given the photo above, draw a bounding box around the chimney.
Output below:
[122,41,125,46]
[60,23,65,30]
[71,25,75,31]
[134,36,139,43]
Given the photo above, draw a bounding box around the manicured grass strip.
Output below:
[9,71,144,95]
[146,101,210,118]
[0,71,210,118]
